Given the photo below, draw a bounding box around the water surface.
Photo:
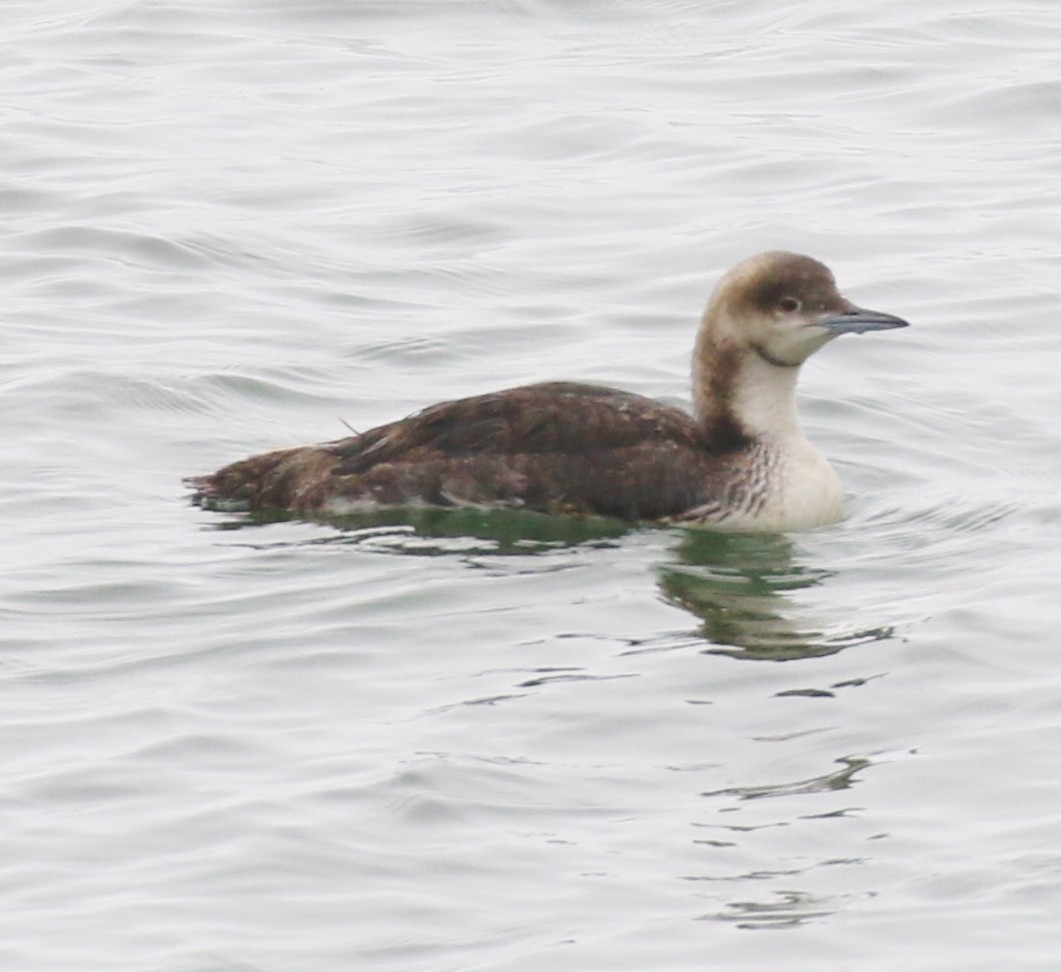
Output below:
[3,2,1061,970]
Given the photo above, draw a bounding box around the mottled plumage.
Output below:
[188,252,908,531]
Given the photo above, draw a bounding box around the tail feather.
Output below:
[185,446,338,512]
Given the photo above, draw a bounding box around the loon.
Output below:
[187,251,908,531]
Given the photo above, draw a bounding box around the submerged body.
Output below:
[188,252,908,531]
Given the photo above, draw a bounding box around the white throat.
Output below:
[691,344,844,530]
[693,342,807,445]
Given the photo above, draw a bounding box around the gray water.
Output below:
[4,2,1061,969]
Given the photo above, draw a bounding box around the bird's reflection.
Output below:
[660,528,893,662]
[209,506,893,660]
[208,504,629,553]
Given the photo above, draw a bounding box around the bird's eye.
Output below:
[779,297,801,313]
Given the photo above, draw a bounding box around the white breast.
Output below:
[679,437,844,533]
[767,439,845,531]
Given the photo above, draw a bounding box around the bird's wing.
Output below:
[329,381,702,474]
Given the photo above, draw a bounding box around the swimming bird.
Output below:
[187,251,908,531]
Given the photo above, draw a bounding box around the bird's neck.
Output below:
[691,335,805,449]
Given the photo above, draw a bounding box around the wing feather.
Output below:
[330,381,702,474]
